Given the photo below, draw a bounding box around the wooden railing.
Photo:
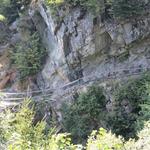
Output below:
[0,67,149,110]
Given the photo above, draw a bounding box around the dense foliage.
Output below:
[87,128,124,150]
[0,99,79,150]
[136,84,150,131]
[46,0,147,19]
[12,32,47,79]
[125,121,150,150]
[0,0,31,23]
[1,99,150,150]
[112,0,145,19]
[0,21,10,45]
[0,0,150,149]
[108,73,150,139]
[0,0,148,22]
[46,0,109,18]
[61,73,150,142]
[64,0,105,15]
[61,86,107,143]
[87,121,150,150]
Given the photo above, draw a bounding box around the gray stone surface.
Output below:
[28,2,150,118]
[29,2,150,91]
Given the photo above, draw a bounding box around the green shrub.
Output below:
[0,0,31,23]
[65,0,105,15]
[108,73,150,140]
[33,99,58,128]
[136,84,150,131]
[1,98,150,149]
[61,86,107,143]
[0,99,79,150]
[87,122,150,150]
[0,21,10,45]
[46,0,147,21]
[112,0,145,19]
[125,121,150,150]
[0,0,10,14]
[46,0,107,17]
[87,128,124,150]
[12,32,47,80]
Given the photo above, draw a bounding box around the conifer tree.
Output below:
[112,0,145,19]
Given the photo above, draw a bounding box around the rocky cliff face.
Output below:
[29,2,150,89]
[1,0,150,119]
[23,1,150,120]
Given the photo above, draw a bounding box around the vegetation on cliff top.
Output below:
[46,0,148,20]
[0,0,148,23]
[0,0,31,23]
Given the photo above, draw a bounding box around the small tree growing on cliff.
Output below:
[0,0,31,23]
[112,0,145,19]
[47,0,107,16]
[12,32,47,80]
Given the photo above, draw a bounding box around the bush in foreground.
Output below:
[0,99,79,150]
[1,99,150,149]
[108,73,150,139]
[61,86,107,143]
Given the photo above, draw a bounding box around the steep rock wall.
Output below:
[28,1,150,121]
[30,1,150,90]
